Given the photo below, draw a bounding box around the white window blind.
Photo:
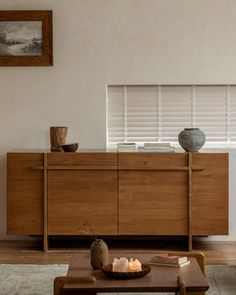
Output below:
[127,86,158,142]
[107,86,124,144]
[161,86,192,142]
[230,86,236,142]
[195,86,227,142]
[107,85,236,147]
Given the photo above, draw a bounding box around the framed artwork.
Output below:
[0,10,53,66]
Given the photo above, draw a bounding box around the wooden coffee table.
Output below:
[59,252,209,294]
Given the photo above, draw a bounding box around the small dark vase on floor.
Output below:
[90,239,109,270]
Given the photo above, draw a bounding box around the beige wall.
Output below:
[1,0,236,239]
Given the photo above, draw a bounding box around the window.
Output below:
[107,85,236,148]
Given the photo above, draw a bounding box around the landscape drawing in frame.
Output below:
[0,10,53,66]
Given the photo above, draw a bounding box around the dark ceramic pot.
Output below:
[90,239,109,270]
[178,128,205,152]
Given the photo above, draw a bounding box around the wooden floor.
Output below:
[0,239,236,265]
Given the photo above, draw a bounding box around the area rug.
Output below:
[0,264,68,295]
[0,264,235,295]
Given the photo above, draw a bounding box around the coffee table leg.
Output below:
[177,275,186,295]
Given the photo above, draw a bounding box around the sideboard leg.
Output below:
[43,153,48,252]
[188,152,193,252]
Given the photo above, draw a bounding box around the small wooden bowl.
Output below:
[62,143,79,152]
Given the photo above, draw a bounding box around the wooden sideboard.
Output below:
[7,151,228,251]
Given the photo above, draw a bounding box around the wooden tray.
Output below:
[101,264,151,279]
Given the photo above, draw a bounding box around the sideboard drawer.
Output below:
[47,152,117,167]
[118,153,187,169]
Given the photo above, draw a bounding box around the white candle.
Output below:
[128,258,142,272]
[112,257,129,272]
[112,257,142,272]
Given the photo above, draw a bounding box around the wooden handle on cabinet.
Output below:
[28,165,44,170]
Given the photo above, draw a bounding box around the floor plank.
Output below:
[0,239,236,265]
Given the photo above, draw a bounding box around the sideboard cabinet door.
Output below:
[192,153,228,235]
[7,153,44,235]
[47,153,117,235]
[118,153,188,235]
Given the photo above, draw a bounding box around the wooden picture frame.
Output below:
[0,10,53,66]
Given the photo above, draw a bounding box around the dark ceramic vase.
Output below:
[178,128,205,152]
[90,239,109,270]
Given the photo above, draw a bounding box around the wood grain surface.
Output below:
[118,153,188,235]
[7,153,44,234]
[47,153,118,235]
[64,253,208,293]
[192,153,228,235]
[6,151,228,245]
